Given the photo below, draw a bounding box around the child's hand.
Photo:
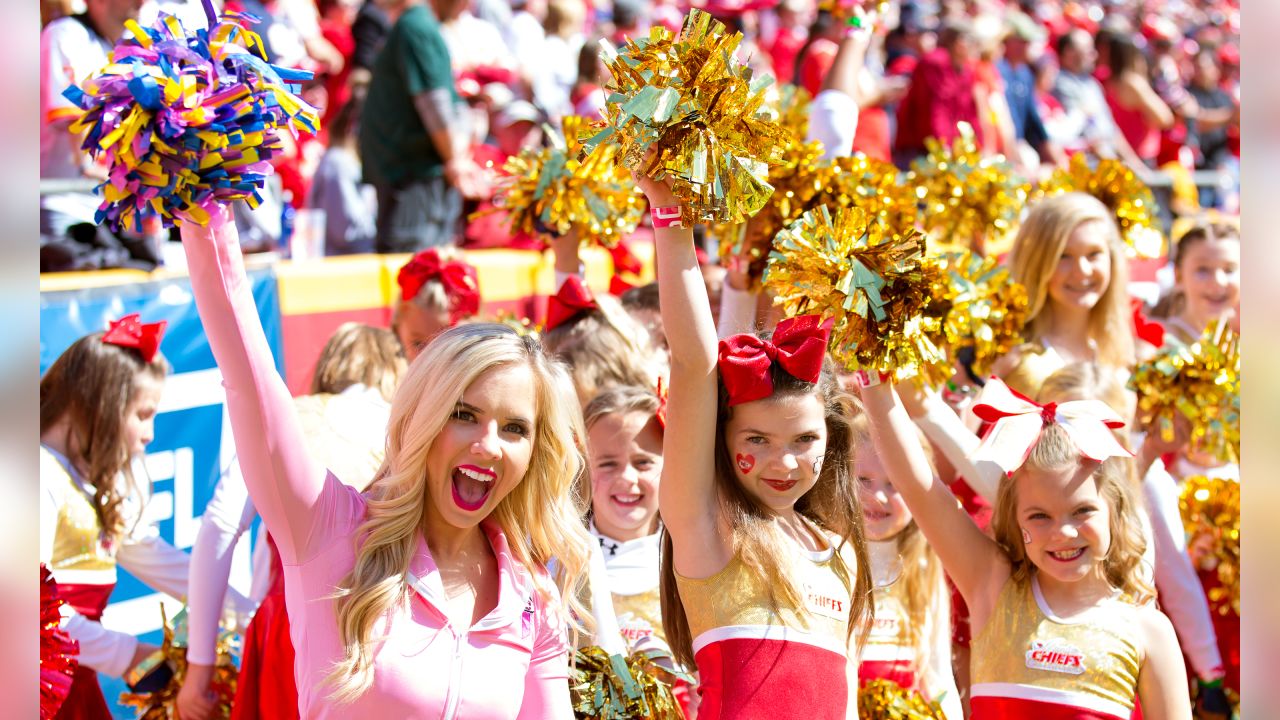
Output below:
[631,149,679,208]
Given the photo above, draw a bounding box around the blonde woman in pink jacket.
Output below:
[180,207,592,718]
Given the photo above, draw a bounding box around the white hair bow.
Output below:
[970,378,1134,475]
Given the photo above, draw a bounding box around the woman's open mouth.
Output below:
[452,465,496,512]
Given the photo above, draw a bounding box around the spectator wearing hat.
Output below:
[892,18,984,169]
[998,11,1065,171]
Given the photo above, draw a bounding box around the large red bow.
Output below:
[546,276,599,331]
[1130,298,1165,348]
[717,315,830,406]
[101,313,166,363]
[397,250,481,324]
[970,377,1133,474]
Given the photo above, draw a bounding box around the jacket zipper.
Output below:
[439,630,466,720]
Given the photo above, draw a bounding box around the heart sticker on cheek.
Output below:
[735,454,755,473]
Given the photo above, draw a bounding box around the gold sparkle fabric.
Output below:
[612,586,666,646]
[971,577,1141,717]
[42,447,117,576]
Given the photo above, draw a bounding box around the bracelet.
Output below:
[852,369,890,388]
[650,205,685,229]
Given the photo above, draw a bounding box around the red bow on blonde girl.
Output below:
[545,275,599,331]
[101,313,167,362]
[397,249,481,323]
[970,377,1134,474]
[717,315,831,406]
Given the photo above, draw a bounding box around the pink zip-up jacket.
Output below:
[180,211,573,719]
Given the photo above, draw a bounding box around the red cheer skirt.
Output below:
[55,582,115,720]
[230,537,298,720]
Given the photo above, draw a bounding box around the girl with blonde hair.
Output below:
[635,172,872,719]
[179,208,592,717]
[856,369,1191,719]
[848,414,962,719]
[392,247,481,362]
[997,192,1136,398]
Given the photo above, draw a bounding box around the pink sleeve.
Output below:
[179,209,329,564]
[517,586,573,719]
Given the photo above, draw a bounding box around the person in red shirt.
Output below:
[892,18,983,169]
[763,0,810,85]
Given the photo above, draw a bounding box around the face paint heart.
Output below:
[735,453,755,473]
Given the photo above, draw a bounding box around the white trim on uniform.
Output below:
[970,682,1131,719]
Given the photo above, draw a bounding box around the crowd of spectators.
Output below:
[39,0,1241,272]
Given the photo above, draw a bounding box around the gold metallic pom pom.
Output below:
[1179,475,1240,616]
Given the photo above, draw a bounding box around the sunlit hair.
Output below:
[1010,193,1135,369]
[1037,361,1135,428]
[389,247,471,334]
[991,423,1153,604]
[40,333,168,546]
[848,413,944,678]
[310,323,407,403]
[581,384,663,529]
[1151,219,1240,320]
[541,293,657,404]
[324,323,592,701]
[660,341,873,669]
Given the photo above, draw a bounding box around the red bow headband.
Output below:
[101,313,167,363]
[717,315,830,406]
[970,378,1133,474]
[397,250,481,325]
[546,276,599,331]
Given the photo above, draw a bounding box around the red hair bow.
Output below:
[970,377,1133,474]
[101,313,166,363]
[717,315,830,406]
[1131,298,1165,348]
[397,249,481,324]
[546,276,599,331]
[655,377,668,430]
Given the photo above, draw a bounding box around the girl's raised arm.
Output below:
[857,380,1009,615]
[633,173,729,576]
[180,208,329,563]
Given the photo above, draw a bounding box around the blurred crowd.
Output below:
[40,0,1241,272]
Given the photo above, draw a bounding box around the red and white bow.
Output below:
[970,377,1133,474]
[101,313,167,363]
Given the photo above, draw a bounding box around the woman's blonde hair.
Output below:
[310,323,407,403]
[1010,193,1135,369]
[849,413,944,677]
[991,423,1153,604]
[324,323,592,701]
[660,351,873,669]
[542,293,657,404]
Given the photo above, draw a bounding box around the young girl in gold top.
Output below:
[635,172,872,720]
[856,372,1191,720]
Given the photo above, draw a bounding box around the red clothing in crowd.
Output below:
[765,26,807,85]
[894,48,984,157]
[797,37,837,99]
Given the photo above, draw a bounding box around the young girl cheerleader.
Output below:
[856,371,1192,719]
[179,207,592,717]
[849,414,963,719]
[40,316,239,718]
[635,173,872,719]
[392,247,481,361]
[1151,218,1240,347]
[995,192,1136,398]
[178,322,407,720]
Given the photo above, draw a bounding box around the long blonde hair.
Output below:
[849,414,944,675]
[1010,193,1135,369]
[310,323,407,402]
[660,353,873,669]
[991,423,1153,604]
[324,323,593,701]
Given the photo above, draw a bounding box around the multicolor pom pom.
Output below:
[63,0,319,230]
[581,8,790,225]
[1037,153,1164,259]
[490,116,644,247]
[40,565,79,720]
[764,204,944,375]
[1127,319,1240,464]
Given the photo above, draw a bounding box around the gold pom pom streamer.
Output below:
[1036,153,1165,259]
[857,678,948,719]
[909,122,1029,256]
[118,605,239,719]
[764,204,945,375]
[580,9,790,225]
[1179,475,1239,616]
[925,250,1030,381]
[1127,319,1240,464]
[488,115,644,248]
[569,645,693,719]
